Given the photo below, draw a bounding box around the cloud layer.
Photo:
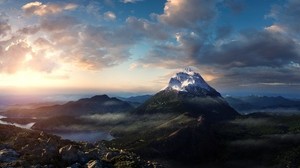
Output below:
[0,0,299,93]
[22,1,78,16]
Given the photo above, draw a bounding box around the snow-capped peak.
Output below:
[183,67,195,75]
[164,68,214,92]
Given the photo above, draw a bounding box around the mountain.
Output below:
[118,95,152,107]
[225,95,300,113]
[1,95,133,118]
[118,95,152,104]
[135,67,239,121]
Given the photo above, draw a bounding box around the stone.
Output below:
[59,145,79,164]
[68,162,81,168]
[104,151,119,161]
[0,148,19,162]
[86,160,102,168]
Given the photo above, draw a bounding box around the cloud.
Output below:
[264,25,285,33]
[132,0,219,68]
[22,1,78,16]
[216,26,232,40]
[33,37,52,49]
[0,13,11,38]
[104,11,116,21]
[133,0,300,93]
[0,41,31,73]
[223,0,245,14]
[121,0,144,4]
[194,29,300,90]
[200,31,300,68]
[267,0,300,35]
[136,31,203,69]
[0,40,57,74]
[159,0,217,29]
[56,25,136,70]
[86,1,102,17]
[126,16,169,40]
[39,15,79,32]
[17,25,40,35]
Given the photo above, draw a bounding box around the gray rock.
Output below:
[104,151,119,161]
[59,145,79,164]
[86,160,102,168]
[68,162,82,168]
[0,148,19,162]
[85,148,100,160]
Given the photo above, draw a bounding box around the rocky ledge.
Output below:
[0,124,163,168]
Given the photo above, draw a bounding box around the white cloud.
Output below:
[159,0,217,29]
[104,11,116,21]
[22,1,78,16]
[264,25,285,33]
[121,0,143,4]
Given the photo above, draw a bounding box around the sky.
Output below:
[0,0,300,97]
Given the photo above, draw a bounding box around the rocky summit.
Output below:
[135,68,239,121]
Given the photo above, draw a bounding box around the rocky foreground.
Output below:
[0,124,162,168]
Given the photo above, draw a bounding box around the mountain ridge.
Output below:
[134,68,239,121]
[1,95,133,118]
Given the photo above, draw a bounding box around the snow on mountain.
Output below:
[164,67,214,92]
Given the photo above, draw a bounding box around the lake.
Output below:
[0,115,113,142]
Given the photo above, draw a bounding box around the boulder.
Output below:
[59,145,79,164]
[104,151,119,161]
[0,148,19,162]
[86,160,102,168]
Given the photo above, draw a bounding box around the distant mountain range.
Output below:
[1,95,133,118]
[120,94,300,115]
[224,96,300,114]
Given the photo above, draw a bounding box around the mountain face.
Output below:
[136,68,239,121]
[2,95,134,118]
[165,67,220,97]
[118,95,152,104]
[118,95,152,107]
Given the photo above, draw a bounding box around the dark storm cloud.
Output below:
[200,31,300,68]
[216,26,232,40]
[268,0,300,34]
[223,0,245,14]
[210,65,300,88]
[200,29,300,89]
